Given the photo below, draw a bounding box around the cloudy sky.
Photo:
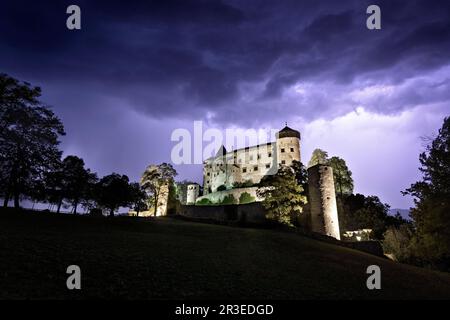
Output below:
[1,0,449,209]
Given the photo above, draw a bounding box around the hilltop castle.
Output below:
[177,125,341,240]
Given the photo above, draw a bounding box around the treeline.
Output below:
[255,119,450,271]
[0,73,177,216]
[307,148,406,239]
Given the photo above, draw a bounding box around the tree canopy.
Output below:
[0,74,65,208]
[141,163,177,216]
[307,148,328,167]
[403,116,450,268]
[95,173,132,217]
[328,156,354,198]
[257,165,307,226]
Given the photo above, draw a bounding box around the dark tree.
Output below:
[44,156,97,214]
[342,194,390,239]
[95,173,132,217]
[328,156,354,198]
[403,117,450,268]
[290,160,308,194]
[129,182,148,216]
[0,74,65,208]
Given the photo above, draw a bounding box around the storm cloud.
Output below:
[1,0,449,208]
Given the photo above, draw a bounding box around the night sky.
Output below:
[1,0,449,209]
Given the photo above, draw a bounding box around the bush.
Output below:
[233,180,256,188]
[90,208,103,217]
[239,192,255,204]
[382,224,413,262]
[220,194,237,205]
[217,185,227,191]
[196,198,213,206]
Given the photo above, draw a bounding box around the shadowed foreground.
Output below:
[1,209,449,299]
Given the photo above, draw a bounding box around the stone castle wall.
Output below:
[195,186,262,204]
[203,137,300,194]
[178,202,267,224]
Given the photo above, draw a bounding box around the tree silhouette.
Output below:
[328,156,354,198]
[403,116,450,268]
[95,173,132,217]
[0,74,65,208]
[129,182,148,216]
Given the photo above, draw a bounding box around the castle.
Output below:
[180,125,341,240]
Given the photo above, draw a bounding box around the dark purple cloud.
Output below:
[1,0,449,208]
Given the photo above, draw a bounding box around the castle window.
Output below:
[207,172,210,176]
[243,168,247,173]
[290,148,294,152]
[265,164,270,169]
[254,166,258,171]
[281,160,286,164]
[268,152,272,157]
[207,180,210,184]
[281,148,285,153]
[257,154,261,160]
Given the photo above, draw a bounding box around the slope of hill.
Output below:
[0,209,449,299]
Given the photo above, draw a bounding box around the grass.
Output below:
[1,208,450,299]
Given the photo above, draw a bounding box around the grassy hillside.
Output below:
[1,208,449,299]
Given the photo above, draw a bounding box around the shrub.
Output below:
[233,180,256,188]
[196,198,213,206]
[220,194,237,205]
[239,192,255,204]
[217,185,227,191]
[90,208,103,217]
[382,224,413,262]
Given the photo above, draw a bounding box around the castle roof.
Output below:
[276,126,300,139]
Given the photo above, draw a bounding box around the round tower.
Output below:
[275,125,301,167]
[307,164,341,240]
[186,184,200,204]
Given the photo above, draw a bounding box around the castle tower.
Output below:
[186,184,200,204]
[307,164,341,240]
[275,125,301,167]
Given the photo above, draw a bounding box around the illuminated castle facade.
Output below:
[202,126,301,195]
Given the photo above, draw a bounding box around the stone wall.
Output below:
[195,186,263,204]
[307,164,341,240]
[178,202,267,224]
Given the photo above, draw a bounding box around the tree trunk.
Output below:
[3,194,9,208]
[154,189,159,217]
[57,199,63,214]
[73,202,78,215]
[109,208,114,217]
[13,191,20,209]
